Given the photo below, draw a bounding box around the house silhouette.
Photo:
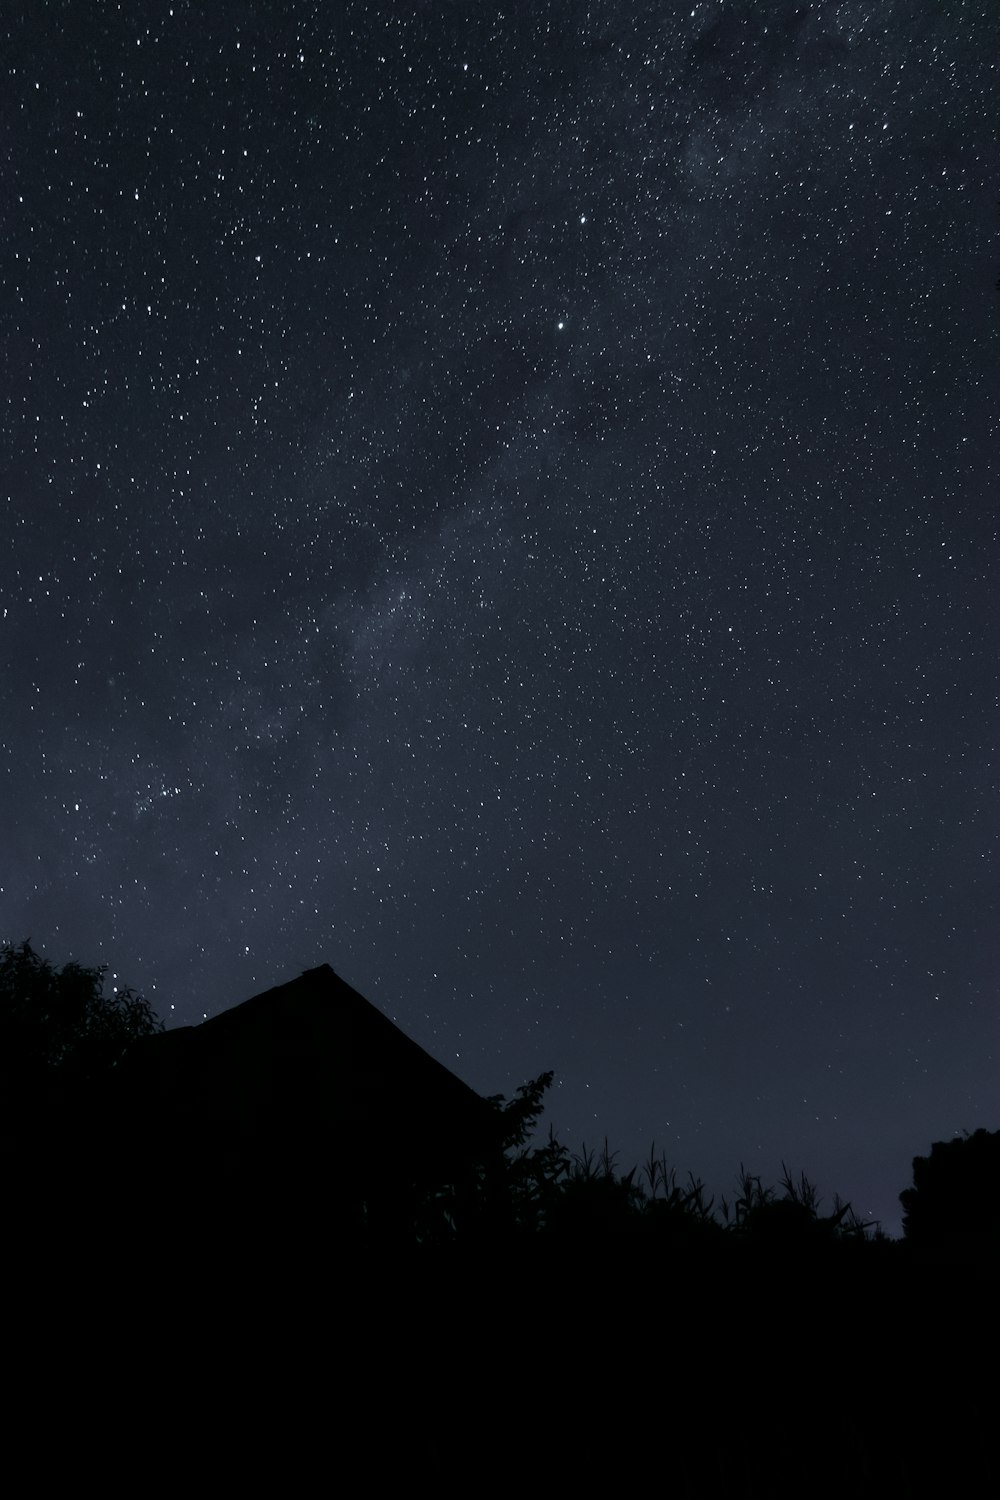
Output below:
[111,963,500,1246]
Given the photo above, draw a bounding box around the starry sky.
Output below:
[3,1,997,1234]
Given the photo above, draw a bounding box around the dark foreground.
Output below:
[9,1219,993,1496]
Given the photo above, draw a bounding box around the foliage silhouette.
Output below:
[0,938,161,1087]
[718,1163,874,1247]
[417,1071,570,1243]
[2,940,162,1245]
[428,1073,891,1257]
[900,1127,1000,1253]
[544,1140,644,1239]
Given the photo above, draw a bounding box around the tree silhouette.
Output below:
[900,1127,1000,1253]
[0,939,161,1088]
[416,1070,570,1244]
[2,940,162,1250]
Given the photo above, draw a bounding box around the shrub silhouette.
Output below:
[544,1141,644,1239]
[900,1127,1000,1253]
[720,1164,872,1247]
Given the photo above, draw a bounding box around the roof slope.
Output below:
[116,964,498,1214]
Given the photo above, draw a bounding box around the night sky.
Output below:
[3,1,997,1235]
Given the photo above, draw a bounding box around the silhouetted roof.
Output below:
[120,963,497,1190]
